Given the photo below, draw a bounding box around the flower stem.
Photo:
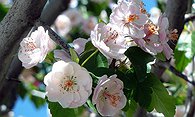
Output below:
[81,49,98,67]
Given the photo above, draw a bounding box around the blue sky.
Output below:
[13,96,49,117]
[13,0,157,117]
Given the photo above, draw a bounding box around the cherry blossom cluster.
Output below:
[91,0,177,60]
[17,0,178,116]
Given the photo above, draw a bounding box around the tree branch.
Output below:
[165,0,188,49]
[153,61,195,86]
[0,0,47,90]
[40,0,71,26]
[185,13,195,23]
[152,0,189,79]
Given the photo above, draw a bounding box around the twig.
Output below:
[35,21,70,53]
[185,13,195,23]
[156,61,195,86]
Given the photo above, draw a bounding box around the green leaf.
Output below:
[0,3,8,21]
[174,31,195,71]
[30,95,46,109]
[70,48,79,63]
[125,46,155,82]
[133,76,153,109]
[84,41,96,52]
[149,74,176,117]
[48,101,85,117]
[86,0,109,16]
[191,31,195,54]
[174,50,191,72]
[79,50,108,72]
[125,100,138,117]
[155,52,166,61]
[92,67,137,90]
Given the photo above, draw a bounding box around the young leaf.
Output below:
[69,48,79,63]
[125,46,155,82]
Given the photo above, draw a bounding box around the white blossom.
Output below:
[18,26,51,69]
[92,75,127,116]
[110,0,148,38]
[91,23,130,59]
[44,61,92,108]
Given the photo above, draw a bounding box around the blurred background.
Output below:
[1,0,195,117]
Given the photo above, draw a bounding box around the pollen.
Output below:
[59,76,77,93]
[127,14,139,23]
[103,91,120,107]
[168,29,178,41]
[147,23,159,36]
[104,27,118,43]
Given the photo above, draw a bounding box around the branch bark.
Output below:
[0,0,47,90]
[165,0,188,49]
[0,0,71,114]
[152,0,189,78]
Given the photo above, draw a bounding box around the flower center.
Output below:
[104,27,118,43]
[145,23,159,39]
[126,14,139,23]
[103,91,120,107]
[59,76,78,93]
[24,38,37,52]
[64,80,74,88]
[168,29,178,41]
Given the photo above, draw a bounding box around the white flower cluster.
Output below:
[17,0,178,116]
[91,0,177,60]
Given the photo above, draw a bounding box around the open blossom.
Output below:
[110,0,148,38]
[82,16,97,35]
[54,14,72,37]
[18,26,51,69]
[136,15,176,59]
[92,75,127,116]
[91,23,130,59]
[44,61,92,108]
[65,9,83,27]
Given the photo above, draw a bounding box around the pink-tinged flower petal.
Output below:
[92,75,127,116]
[18,26,51,69]
[158,15,169,30]
[44,61,92,108]
[52,61,74,75]
[128,3,140,15]
[97,99,117,116]
[163,43,173,60]
[91,23,130,60]
[58,92,74,108]
[128,25,145,38]
[54,49,72,62]
[134,14,148,26]
[44,72,62,102]
[72,38,88,55]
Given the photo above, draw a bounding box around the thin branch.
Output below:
[35,21,70,53]
[155,61,195,86]
[185,13,195,23]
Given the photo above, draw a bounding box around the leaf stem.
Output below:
[81,49,98,67]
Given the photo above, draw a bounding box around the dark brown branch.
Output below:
[152,0,189,79]
[165,0,188,50]
[153,61,195,86]
[40,0,71,26]
[0,0,47,90]
[185,13,195,23]
[35,21,70,53]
